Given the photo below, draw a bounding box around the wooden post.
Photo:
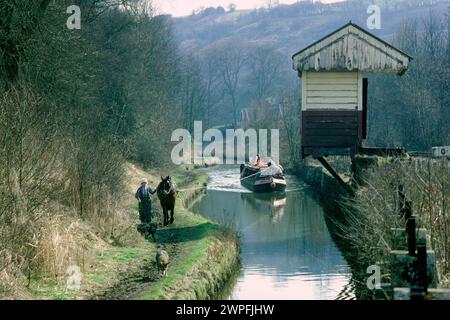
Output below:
[406,216,416,256]
[316,156,354,195]
[391,186,442,300]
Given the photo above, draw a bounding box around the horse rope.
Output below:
[239,167,284,182]
[239,170,263,182]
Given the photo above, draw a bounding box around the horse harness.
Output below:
[162,181,176,195]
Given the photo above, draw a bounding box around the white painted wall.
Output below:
[302,72,363,111]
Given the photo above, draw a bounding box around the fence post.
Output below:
[391,185,447,300]
[406,216,416,256]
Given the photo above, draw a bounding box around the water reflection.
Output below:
[192,168,353,300]
[240,193,287,223]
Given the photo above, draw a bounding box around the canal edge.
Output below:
[138,168,241,300]
[291,159,379,300]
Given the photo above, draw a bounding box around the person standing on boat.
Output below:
[135,178,157,223]
[254,154,261,166]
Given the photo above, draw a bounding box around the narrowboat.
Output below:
[239,160,287,193]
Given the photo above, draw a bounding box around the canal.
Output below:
[192,166,354,300]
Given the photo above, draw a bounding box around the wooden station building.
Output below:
[292,22,412,159]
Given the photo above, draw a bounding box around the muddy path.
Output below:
[89,195,198,300]
[90,231,183,300]
[89,171,211,300]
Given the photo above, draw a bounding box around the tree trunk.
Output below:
[231,94,237,128]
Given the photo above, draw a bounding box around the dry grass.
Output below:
[31,212,101,280]
[0,161,144,299]
[0,86,128,298]
[336,157,450,289]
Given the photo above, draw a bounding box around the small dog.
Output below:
[156,250,170,277]
[137,223,158,242]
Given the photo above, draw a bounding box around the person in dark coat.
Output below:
[135,178,156,223]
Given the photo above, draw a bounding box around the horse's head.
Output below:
[160,176,172,193]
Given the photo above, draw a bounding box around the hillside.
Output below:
[168,0,449,151]
[173,0,449,58]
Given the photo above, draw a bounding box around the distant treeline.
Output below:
[189,0,448,19]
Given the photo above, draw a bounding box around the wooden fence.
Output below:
[383,185,450,300]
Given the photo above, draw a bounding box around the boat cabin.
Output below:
[292,22,411,159]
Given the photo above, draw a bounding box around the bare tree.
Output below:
[248,47,284,101]
[0,0,187,291]
[278,89,301,163]
[217,45,246,128]
[181,56,206,132]
[266,0,280,10]
[200,49,222,127]
[369,13,449,150]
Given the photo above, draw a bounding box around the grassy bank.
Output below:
[22,164,239,300]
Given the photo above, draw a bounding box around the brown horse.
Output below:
[157,176,177,226]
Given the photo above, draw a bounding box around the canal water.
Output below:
[192,166,354,300]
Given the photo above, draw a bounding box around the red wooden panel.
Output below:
[304,128,358,136]
[302,110,362,148]
[305,122,358,129]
